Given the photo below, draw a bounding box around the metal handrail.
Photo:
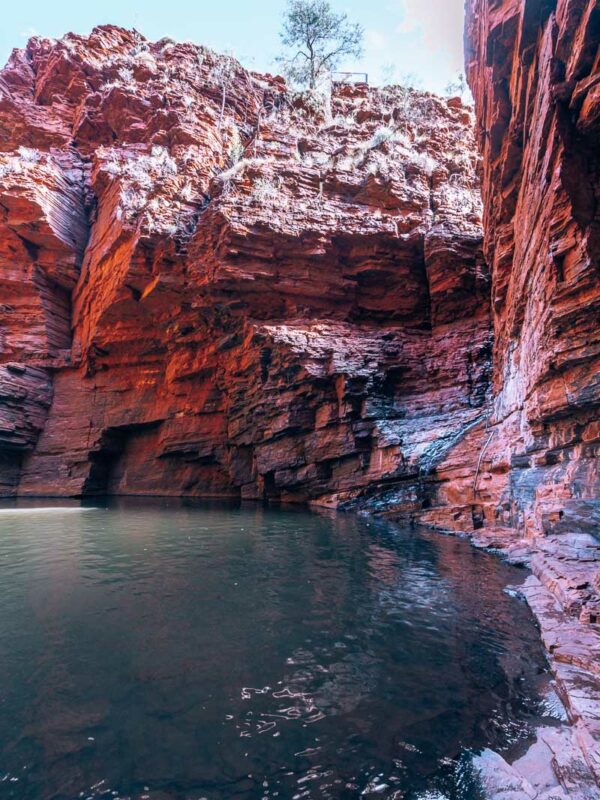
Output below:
[332,71,369,85]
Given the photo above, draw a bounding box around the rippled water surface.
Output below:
[0,500,555,800]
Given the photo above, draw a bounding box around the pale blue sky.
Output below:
[1,0,466,94]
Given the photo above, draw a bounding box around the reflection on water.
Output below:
[0,499,556,799]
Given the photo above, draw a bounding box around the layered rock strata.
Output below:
[464,0,600,542]
[464,1,600,794]
[0,26,490,512]
[0,12,598,797]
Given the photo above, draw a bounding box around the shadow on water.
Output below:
[0,498,560,799]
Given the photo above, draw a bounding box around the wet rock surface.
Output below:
[464,1,600,793]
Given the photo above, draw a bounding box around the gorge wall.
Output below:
[464,2,600,792]
[0,7,599,793]
[0,8,597,543]
[465,0,600,543]
[0,25,492,517]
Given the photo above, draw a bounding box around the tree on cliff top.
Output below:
[445,72,468,99]
[278,0,364,89]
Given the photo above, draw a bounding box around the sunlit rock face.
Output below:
[0,25,492,507]
[464,0,600,540]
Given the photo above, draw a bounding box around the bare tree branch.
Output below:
[278,0,363,89]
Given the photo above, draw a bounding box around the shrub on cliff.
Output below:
[366,126,396,150]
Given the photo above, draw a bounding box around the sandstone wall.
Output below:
[0,26,492,512]
[464,0,600,539]
[2,15,597,531]
[463,5,600,787]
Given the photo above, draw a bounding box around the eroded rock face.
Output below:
[465,0,600,540]
[0,26,491,507]
[465,1,600,790]
[1,15,599,792]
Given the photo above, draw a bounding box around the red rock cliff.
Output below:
[0,26,491,509]
[1,18,599,789]
[464,2,600,789]
[465,0,599,540]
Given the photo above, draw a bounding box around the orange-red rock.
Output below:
[464,0,600,540]
[1,15,599,790]
[0,26,491,509]
[464,1,600,788]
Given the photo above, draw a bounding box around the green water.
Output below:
[0,500,556,799]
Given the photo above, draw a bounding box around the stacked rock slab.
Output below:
[464,0,600,793]
[0,14,599,796]
[463,0,600,541]
[0,26,491,511]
